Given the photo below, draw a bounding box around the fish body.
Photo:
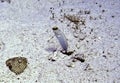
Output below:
[52,27,68,52]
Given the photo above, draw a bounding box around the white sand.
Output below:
[0,0,120,83]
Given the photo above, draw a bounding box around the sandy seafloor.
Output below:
[0,0,120,83]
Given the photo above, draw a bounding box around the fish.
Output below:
[52,27,68,53]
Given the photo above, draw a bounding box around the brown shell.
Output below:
[6,57,27,75]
